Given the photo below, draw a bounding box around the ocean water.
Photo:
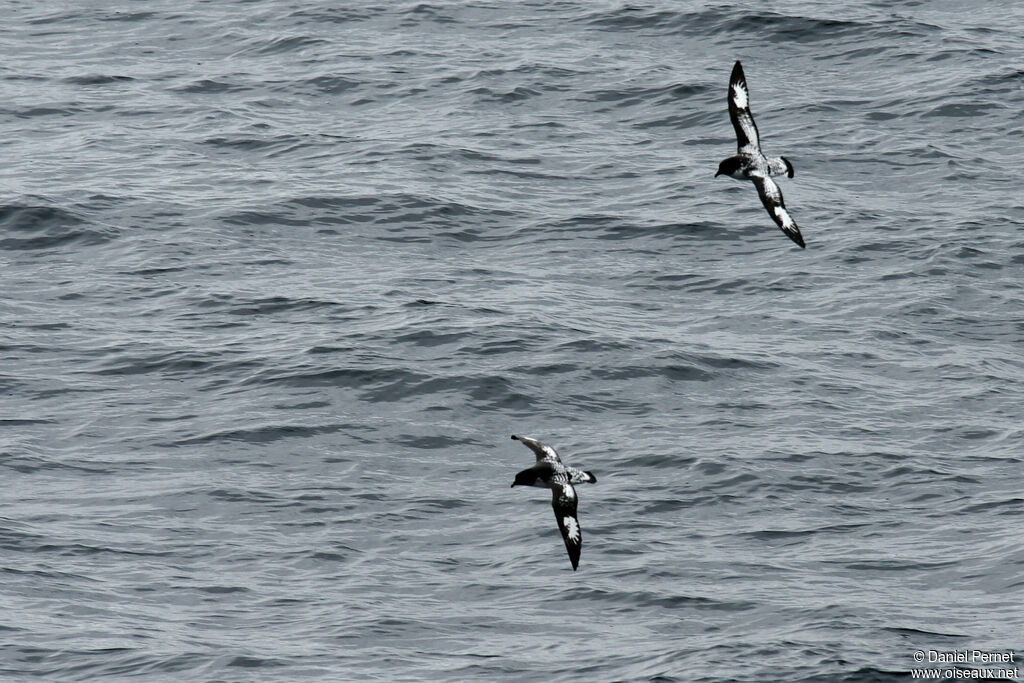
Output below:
[2,1,1023,681]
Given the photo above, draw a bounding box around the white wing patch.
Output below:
[541,445,559,461]
[732,82,748,109]
[774,205,795,230]
[562,517,581,543]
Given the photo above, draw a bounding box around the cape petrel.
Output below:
[510,434,596,571]
[715,60,806,248]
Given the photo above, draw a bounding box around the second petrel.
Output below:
[510,434,596,571]
[715,60,806,249]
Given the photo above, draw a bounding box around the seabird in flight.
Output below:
[716,60,806,248]
[510,434,596,571]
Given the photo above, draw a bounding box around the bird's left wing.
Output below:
[550,482,582,571]
[752,175,806,248]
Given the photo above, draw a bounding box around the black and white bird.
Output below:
[716,60,806,249]
[510,434,596,571]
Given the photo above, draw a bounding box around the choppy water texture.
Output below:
[2,1,1024,681]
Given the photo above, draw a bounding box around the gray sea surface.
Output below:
[2,1,1023,681]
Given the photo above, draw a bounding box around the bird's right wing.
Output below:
[729,61,761,155]
[511,434,562,463]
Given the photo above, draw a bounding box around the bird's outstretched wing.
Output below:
[752,175,806,248]
[511,434,562,463]
[550,482,582,571]
[728,61,760,155]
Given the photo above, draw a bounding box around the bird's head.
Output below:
[715,157,741,178]
[511,470,537,488]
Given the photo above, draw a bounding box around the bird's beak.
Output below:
[510,482,516,488]
[714,171,721,177]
